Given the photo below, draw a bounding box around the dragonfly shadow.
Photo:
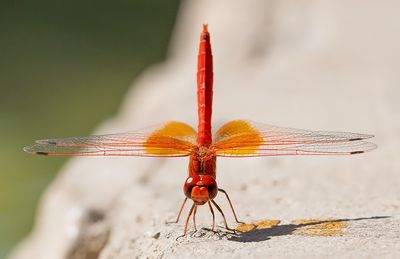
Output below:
[228,216,390,243]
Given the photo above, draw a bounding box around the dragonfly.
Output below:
[24,24,376,237]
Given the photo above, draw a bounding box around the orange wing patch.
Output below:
[145,121,197,155]
[213,120,263,155]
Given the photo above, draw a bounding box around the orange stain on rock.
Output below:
[235,219,281,232]
[292,218,347,237]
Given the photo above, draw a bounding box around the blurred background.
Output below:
[0,1,180,257]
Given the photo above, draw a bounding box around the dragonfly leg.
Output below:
[218,188,245,224]
[193,205,198,231]
[208,201,215,231]
[176,203,196,240]
[170,197,187,223]
[211,200,234,231]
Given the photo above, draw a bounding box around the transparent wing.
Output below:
[24,121,197,157]
[213,120,376,157]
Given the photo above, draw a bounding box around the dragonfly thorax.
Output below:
[188,147,216,178]
[193,145,215,161]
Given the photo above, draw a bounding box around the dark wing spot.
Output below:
[36,140,57,145]
[36,152,49,155]
[350,151,364,155]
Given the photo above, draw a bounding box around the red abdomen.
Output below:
[197,24,213,146]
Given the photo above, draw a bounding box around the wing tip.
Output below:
[350,133,375,141]
[23,146,32,153]
[24,145,49,155]
[350,142,377,155]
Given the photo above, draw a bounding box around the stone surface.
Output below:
[10,0,400,258]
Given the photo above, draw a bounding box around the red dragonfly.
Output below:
[25,24,376,236]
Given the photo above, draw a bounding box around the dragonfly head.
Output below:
[184,175,217,205]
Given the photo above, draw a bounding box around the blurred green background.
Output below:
[0,0,180,257]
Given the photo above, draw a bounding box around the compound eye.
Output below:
[200,175,218,200]
[183,175,200,198]
[207,184,218,200]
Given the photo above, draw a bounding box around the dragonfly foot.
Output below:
[175,234,186,241]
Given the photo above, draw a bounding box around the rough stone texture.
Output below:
[9,0,400,258]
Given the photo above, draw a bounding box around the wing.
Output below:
[24,121,197,157]
[213,120,376,157]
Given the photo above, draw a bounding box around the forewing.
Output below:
[24,121,197,157]
[213,120,376,157]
